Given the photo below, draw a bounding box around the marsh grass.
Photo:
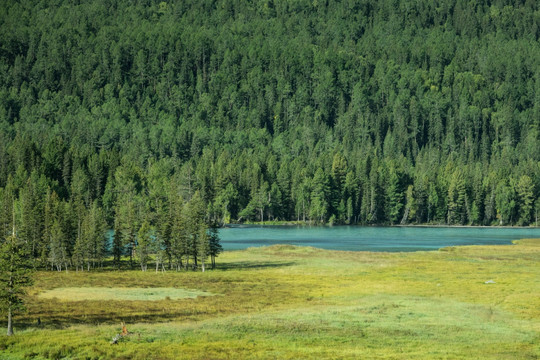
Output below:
[1,239,539,359]
[38,287,215,301]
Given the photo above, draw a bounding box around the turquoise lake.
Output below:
[218,225,540,252]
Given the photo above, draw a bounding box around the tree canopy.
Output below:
[0,0,538,269]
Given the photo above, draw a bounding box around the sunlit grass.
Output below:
[38,287,215,301]
[0,239,539,359]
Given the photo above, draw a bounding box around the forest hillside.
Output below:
[0,0,539,265]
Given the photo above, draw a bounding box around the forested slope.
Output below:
[0,0,539,266]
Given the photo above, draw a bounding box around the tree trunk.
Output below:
[129,244,133,268]
[7,306,13,336]
[201,259,205,272]
[400,206,410,225]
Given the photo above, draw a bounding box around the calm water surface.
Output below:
[219,225,540,252]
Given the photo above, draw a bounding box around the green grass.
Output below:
[1,239,539,359]
[38,287,215,301]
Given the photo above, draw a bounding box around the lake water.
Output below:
[219,225,540,252]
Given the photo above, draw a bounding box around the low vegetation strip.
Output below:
[1,239,538,359]
[38,287,215,301]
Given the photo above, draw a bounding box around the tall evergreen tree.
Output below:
[197,223,210,273]
[516,175,534,226]
[208,221,222,270]
[447,170,466,225]
[0,222,34,336]
[385,165,404,225]
[310,168,329,223]
[136,220,151,272]
[49,219,69,272]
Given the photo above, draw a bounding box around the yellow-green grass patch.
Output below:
[1,238,538,359]
[38,287,215,301]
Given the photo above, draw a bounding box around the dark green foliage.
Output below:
[516,175,534,226]
[0,226,34,335]
[136,220,151,271]
[208,222,223,270]
[0,0,537,275]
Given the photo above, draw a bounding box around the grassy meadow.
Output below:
[1,239,539,359]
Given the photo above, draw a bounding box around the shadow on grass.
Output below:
[13,312,213,331]
[215,260,297,271]
[15,300,260,330]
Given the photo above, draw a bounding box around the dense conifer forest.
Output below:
[0,0,539,269]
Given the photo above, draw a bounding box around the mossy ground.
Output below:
[1,240,539,359]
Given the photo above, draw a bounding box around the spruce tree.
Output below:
[197,224,210,272]
[136,221,151,272]
[49,219,69,272]
[447,170,466,225]
[208,222,222,270]
[385,167,403,225]
[0,218,34,335]
[310,168,329,223]
[516,175,534,226]
[86,202,108,269]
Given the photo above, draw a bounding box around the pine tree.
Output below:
[535,198,540,227]
[346,197,354,224]
[184,192,206,268]
[447,170,466,225]
[208,221,222,269]
[368,162,380,224]
[293,178,310,222]
[170,191,188,270]
[49,219,69,272]
[310,168,329,223]
[331,153,348,215]
[136,221,151,271]
[385,166,403,225]
[72,234,85,272]
[253,182,270,222]
[214,183,238,224]
[516,175,534,226]
[427,182,439,224]
[116,198,138,268]
[495,181,516,226]
[401,185,415,224]
[154,198,171,272]
[87,202,107,269]
[0,225,34,336]
[19,175,45,266]
[112,216,124,269]
[0,178,15,239]
[197,224,210,272]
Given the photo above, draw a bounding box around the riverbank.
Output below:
[1,239,539,359]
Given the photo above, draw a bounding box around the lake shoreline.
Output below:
[226,222,539,229]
